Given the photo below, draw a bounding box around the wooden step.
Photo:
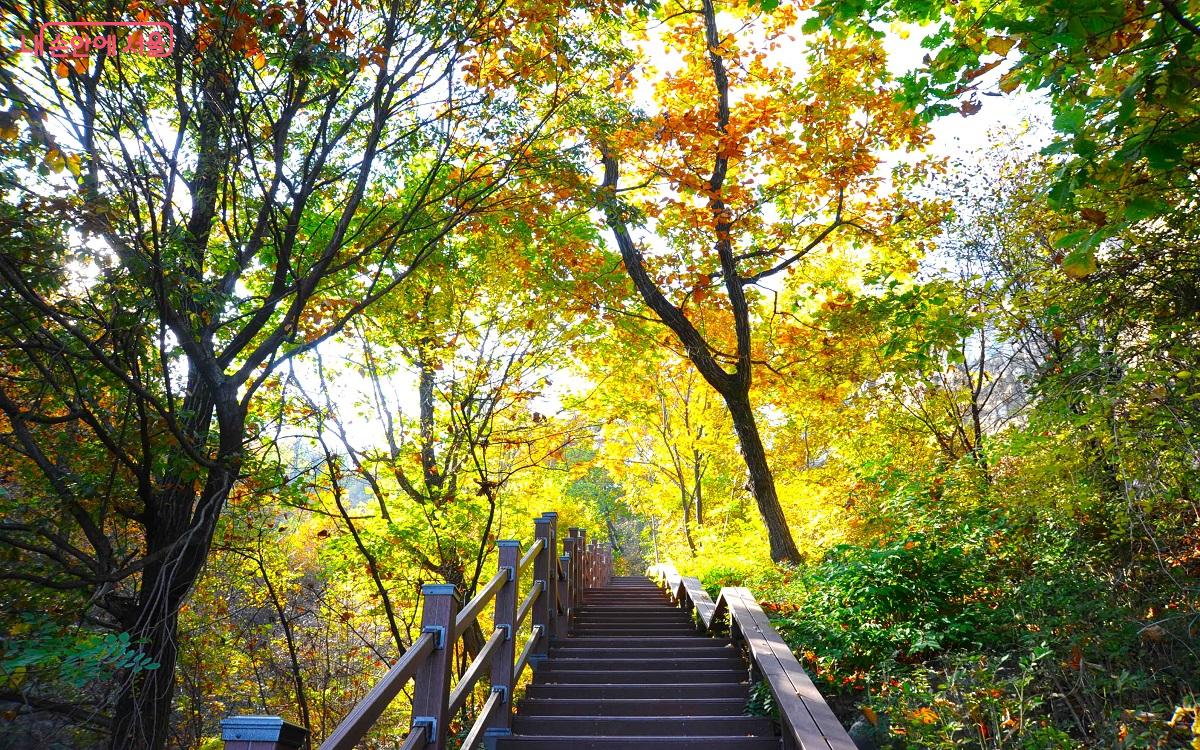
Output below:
[540,657,745,671]
[534,669,744,684]
[518,698,750,717]
[574,618,691,624]
[511,716,774,736]
[572,627,699,636]
[549,646,738,659]
[496,736,780,749]
[575,613,691,621]
[576,619,700,624]
[559,636,731,647]
[525,683,751,700]
[579,602,670,608]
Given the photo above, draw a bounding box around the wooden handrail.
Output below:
[518,537,544,575]
[447,627,505,715]
[398,723,427,750]
[454,567,507,639]
[515,579,543,630]
[226,510,614,750]
[648,563,856,750]
[315,631,436,750]
[458,685,504,750]
[513,624,541,681]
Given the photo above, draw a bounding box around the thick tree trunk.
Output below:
[722,389,801,564]
[110,607,180,750]
[109,380,244,750]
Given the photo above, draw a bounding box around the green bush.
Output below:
[772,530,995,679]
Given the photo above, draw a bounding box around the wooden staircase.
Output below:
[499,576,776,749]
[218,512,855,750]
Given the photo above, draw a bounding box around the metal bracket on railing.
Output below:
[422,624,446,649]
[498,623,511,641]
[491,685,508,703]
[483,727,512,750]
[534,578,546,592]
[411,716,437,738]
[503,565,515,582]
[527,625,547,669]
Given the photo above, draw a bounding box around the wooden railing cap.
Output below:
[421,583,459,598]
[221,716,308,746]
[496,539,521,548]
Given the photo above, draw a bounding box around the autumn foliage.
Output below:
[1,0,1198,748]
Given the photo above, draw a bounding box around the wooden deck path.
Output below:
[217,511,855,750]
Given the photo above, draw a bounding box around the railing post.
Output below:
[557,552,570,635]
[541,512,559,642]
[221,716,307,750]
[410,584,459,750]
[569,528,584,595]
[589,541,598,589]
[560,535,575,630]
[581,538,589,590]
[530,517,553,667]
[485,540,520,739]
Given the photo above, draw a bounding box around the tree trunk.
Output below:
[722,389,801,564]
[680,485,697,557]
[110,607,180,750]
[109,380,244,750]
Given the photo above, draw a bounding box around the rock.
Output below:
[849,718,882,750]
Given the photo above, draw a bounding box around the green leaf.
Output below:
[1123,196,1169,222]
[1143,140,1183,170]
[1047,176,1075,208]
[1040,139,1070,156]
[1052,107,1086,134]
[1054,229,1089,248]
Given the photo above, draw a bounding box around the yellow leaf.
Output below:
[998,70,1020,94]
[987,36,1017,56]
[45,148,65,173]
[65,153,82,176]
[0,124,18,141]
[253,52,267,70]
[1061,249,1098,280]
